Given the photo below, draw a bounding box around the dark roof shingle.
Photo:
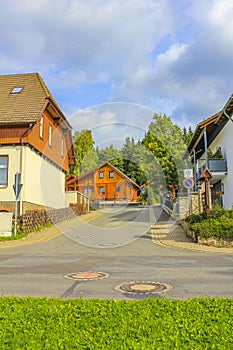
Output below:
[0,73,54,124]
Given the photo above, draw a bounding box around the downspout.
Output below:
[19,123,35,215]
[193,149,197,191]
[203,127,209,169]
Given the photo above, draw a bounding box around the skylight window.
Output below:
[10,86,23,94]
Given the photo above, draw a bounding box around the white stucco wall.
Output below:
[0,145,21,201]
[0,145,67,210]
[209,121,233,209]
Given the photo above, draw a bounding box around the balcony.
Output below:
[198,158,227,182]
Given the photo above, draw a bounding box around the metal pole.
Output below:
[14,199,17,236]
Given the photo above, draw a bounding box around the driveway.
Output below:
[0,206,233,300]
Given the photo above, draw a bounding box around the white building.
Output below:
[0,73,75,214]
[185,94,233,209]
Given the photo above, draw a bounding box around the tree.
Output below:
[142,114,186,190]
[73,130,97,175]
[96,144,123,171]
[121,137,147,186]
[182,126,193,145]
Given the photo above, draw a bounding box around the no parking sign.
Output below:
[183,178,194,189]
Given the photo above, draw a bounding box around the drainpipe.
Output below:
[193,149,197,191]
[203,127,209,169]
[19,123,35,215]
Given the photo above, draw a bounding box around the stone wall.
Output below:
[15,206,83,234]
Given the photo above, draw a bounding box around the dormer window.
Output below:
[10,86,23,94]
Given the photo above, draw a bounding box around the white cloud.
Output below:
[0,0,233,132]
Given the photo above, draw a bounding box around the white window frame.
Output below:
[48,124,52,147]
[39,116,44,139]
[0,156,8,187]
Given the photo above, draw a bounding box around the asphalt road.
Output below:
[0,206,233,300]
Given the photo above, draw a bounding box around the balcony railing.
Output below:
[198,159,227,177]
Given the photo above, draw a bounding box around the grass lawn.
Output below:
[0,297,232,349]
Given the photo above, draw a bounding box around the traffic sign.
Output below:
[13,172,23,200]
[184,168,193,178]
[183,177,194,189]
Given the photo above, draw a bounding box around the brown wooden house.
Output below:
[66,162,140,202]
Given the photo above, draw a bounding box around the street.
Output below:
[0,206,233,300]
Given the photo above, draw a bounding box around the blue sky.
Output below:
[0,0,233,146]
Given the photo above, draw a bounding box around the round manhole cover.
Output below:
[64,271,109,281]
[96,243,120,248]
[114,281,173,295]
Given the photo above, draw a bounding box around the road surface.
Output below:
[0,206,232,300]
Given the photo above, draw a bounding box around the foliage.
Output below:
[142,114,187,190]
[191,217,233,239]
[0,297,232,349]
[0,232,28,241]
[72,116,192,200]
[182,126,193,145]
[73,130,97,175]
[187,203,233,239]
[96,144,124,172]
[185,212,206,224]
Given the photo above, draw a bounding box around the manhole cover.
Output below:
[96,243,120,248]
[114,281,173,295]
[64,271,109,281]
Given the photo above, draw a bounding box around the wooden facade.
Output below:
[66,162,140,202]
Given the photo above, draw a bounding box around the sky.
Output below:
[0,0,233,147]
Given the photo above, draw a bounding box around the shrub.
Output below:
[185,212,205,224]
[191,217,233,239]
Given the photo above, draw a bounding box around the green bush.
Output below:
[191,217,233,239]
[0,297,233,349]
[185,212,205,224]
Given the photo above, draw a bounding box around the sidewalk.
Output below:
[0,211,101,249]
[151,222,233,254]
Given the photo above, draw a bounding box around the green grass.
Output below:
[0,232,28,241]
[0,297,232,349]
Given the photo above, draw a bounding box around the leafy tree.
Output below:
[96,144,124,171]
[73,130,97,175]
[142,114,186,190]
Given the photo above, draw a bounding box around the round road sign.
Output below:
[183,178,194,189]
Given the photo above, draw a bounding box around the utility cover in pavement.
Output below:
[114,281,173,295]
[64,271,109,281]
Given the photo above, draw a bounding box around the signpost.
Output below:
[13,173,23,236]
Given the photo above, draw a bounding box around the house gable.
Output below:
[0,73,75,172]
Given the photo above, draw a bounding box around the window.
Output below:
[10,86,23,94]
[39,116,44,139]
[109,171,114,178]
[116,185,120,192]
[99,172,104,178]
[99,186,105,194]
[61,138,64,157]
[48,124,52,147]
[0,156,8,187]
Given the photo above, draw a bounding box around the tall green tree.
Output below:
[142,114,186,189]
[182,126,193,145]
[121,137,147,186]
[73,130,97,175]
